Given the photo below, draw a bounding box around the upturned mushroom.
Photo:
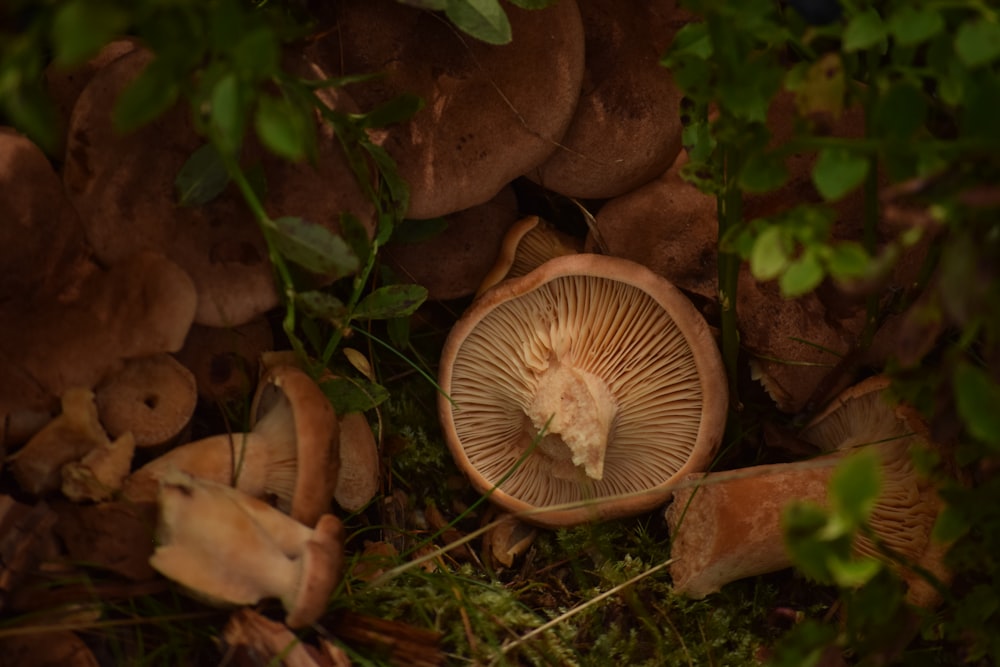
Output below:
[122,364,338,526]
[150,471,345,629]
[476,215,584,297]
[665,376,949,607]
[439,253,727,526]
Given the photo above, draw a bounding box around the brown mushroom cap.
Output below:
[333,412,380,513]
[173,318,275,405]
[476,215,584,297]
[439,253,727,526]
[95,353,197,447]
[308,0,586,219]
[527,0,683,198]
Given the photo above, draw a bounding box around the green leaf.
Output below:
[887,6,943,46]
[812,148,869,201]
[359,93,424,128]
[211,73,246,156]
[664,22,713,62]
[780,249,825,296]
[175,143,230,206]
[297,290,348,322]
[320,376,390,413]
[955,19,1000,68]
[397,0,448,9]
[738,152,789,193]
[825,241,869,279]
[506,0,554,8]
[255,94,311,161]
[269,216,360,278]
[392,217,449,244]
[749,226,790,281]
[843,8,887,52]
[954,362,1000,448]
[113,61,181,133]
[339,213,372,264]
[51,1,129,66]
[230,27,280,77]
[932,504,969,544]
[830,450,882,528]
[873,81,927,141]
[827,555,882,588]
[445,0,512,45]
[353,284,428,321]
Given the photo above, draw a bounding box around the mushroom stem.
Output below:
[527,363,616,480]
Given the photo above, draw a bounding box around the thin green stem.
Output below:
[717,143,743,411]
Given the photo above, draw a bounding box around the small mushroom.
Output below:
[334,412,380,513]
[439,253,727,526]
[7,388,112,495]
[665,376,949,607]
[61,431,136,503]
[150,471,345,629]
[95,353,197,447]
[173,318,275,405]
[382,186,521,301]
[476,215,584,297]
[123,364,338,526]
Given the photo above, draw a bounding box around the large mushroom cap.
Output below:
[438,253,727,526]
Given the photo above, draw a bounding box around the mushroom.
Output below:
[122,364,338,526]
[308,0,586,219]
[0,129,197,416]
[150,471,345,629]
[95,353,197,447]
[223,609,330,667]
[381,186,521,301]
[526,0,684,198]
[7,388,114,495]
[60,431,136,503]
[585,150,719,301]
[665,376,949,607]
[334,412,380,513]
[476,215,584,297]
[438,253,727,526]
[173,318,274,405]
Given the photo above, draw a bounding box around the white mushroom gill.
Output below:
[451,272,704,506]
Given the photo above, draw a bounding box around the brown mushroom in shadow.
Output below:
[174,318,275,406]
[307,0,586,219]
[150,471,345,629]
[382,186,521,301]
[0,129,197,416]
[665,376,950,608]
[527,0,684,198]
[95,353,197,448]
[122,364,338,526]
[334,412,381,513]
[439,253,727,527]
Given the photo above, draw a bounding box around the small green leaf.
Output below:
[230,27,280,77]
[339,213,372,264]
[270,216,360,278]
[211,73,246,156]
[954,362,1000,448]
[843,8,887,52]
[830,450,882,527]
[506,0,554,8]
[825,241,869,279]
[353,284,428,321]
[113,61,181,133]
[738,152,789,193]
[749,226,790,281]
[887,6,943,46]
[175,143,230,206]
[664,22,713,62]
[392,217,449,244]
[359,93,424,129]
[812,148,869,201]
[780,249,825,296]
[320,376,390,413]
[397,0,448,9]
[297,290,348,322]
[255,94,311,161]
[955,19,1000,68]
[445,0,512,45]
[51,1,129,66]
[873,81,927,140]
[827,555,882,588]
[932,504,969,544]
